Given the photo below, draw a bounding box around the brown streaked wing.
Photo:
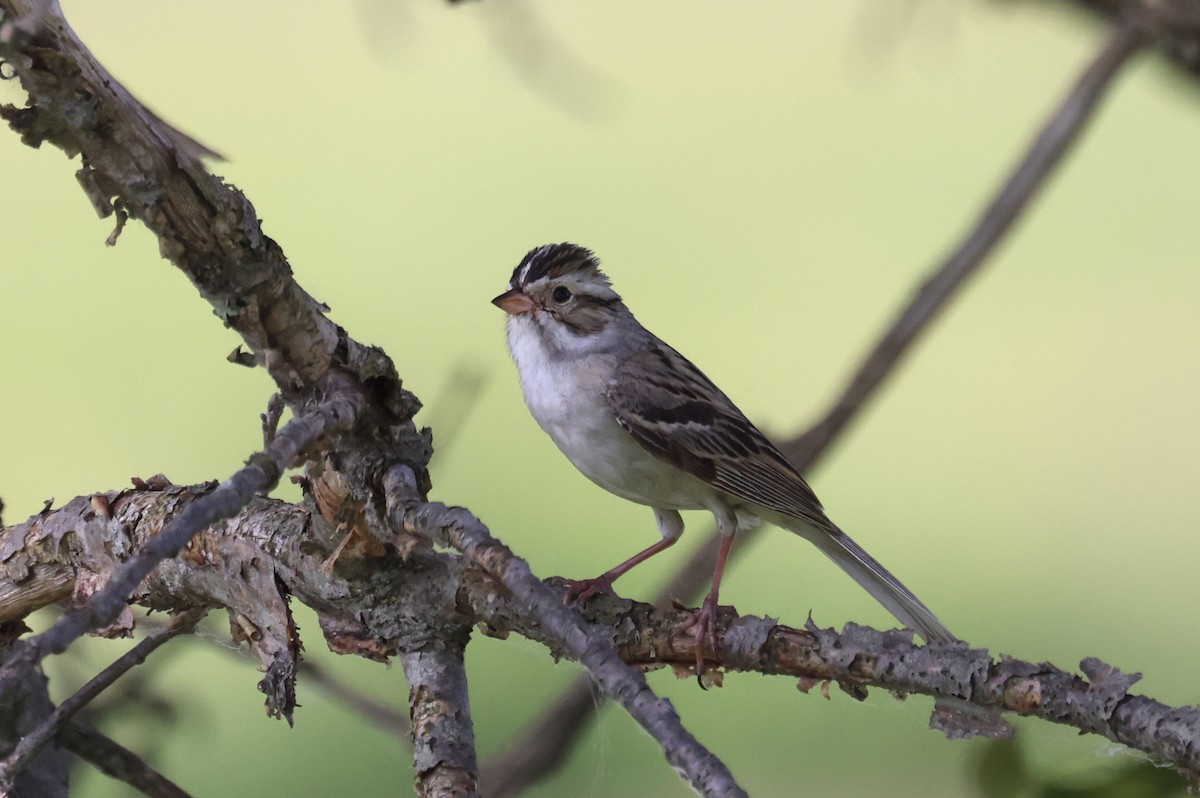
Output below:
[605,341,830,528]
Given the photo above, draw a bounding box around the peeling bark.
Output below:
[5,487,1199,781]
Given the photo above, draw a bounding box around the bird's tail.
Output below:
[784,519,955,644]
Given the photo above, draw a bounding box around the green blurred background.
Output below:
[2,1,1199,795]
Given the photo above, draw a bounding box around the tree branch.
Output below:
[2,478,411,722]
[5,482,1198,780]
[402,647,480,798]
[468,585,1200,781]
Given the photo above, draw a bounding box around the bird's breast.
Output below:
[506,317,709,510]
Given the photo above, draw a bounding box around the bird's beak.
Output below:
[492,288,536,315]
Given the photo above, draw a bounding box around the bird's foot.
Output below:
[677,595,722,688]
[563,575,617,604]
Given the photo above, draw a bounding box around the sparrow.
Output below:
[493,242,955,673]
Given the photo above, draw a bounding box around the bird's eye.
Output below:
[552,286,572,303]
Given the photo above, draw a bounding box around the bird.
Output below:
[492,242,955,673]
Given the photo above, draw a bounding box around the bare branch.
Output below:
[0,0,345,395]
[0,0,426,431]
[57,723,193,798]
[402,648,479,798]
[384,465,749,798]
[3,474,743,796]
[0,609,206,789]
[6,479,1198,781]
[2,478,399,723]
[1073,0,1200,76]
[467,581,1200,781]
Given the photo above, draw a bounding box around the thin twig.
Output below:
[261,393,285,448]
[478,15,1147,797]
[57,723,194,798]
[0,609,206,788]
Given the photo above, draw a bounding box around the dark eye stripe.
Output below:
[552,294,618,335]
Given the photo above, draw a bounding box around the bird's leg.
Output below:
[679,532,736,680]
[565,508,684,603]
[565,537,678,603]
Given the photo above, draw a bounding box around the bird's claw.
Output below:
[563,575,616,604]
[678,597,721,688]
